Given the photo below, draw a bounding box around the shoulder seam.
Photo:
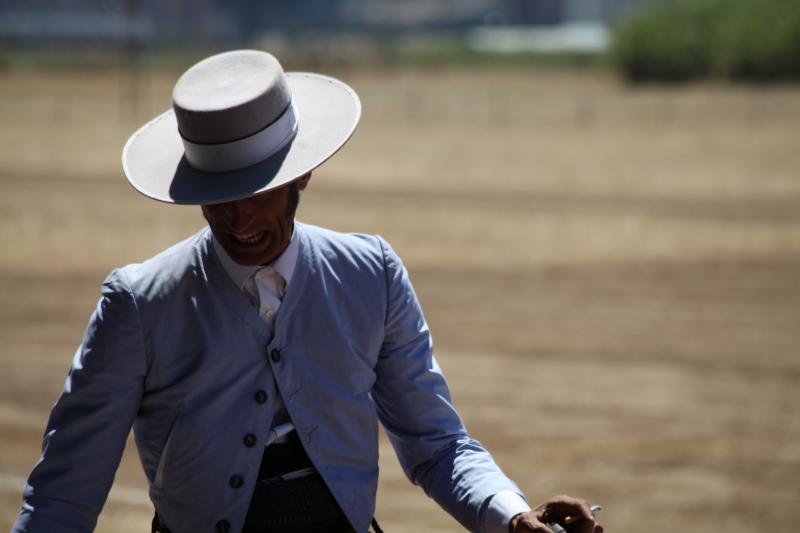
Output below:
[113,268,153,374]
[376,236,390,329]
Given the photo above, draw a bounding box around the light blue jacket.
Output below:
[13,222,521,533]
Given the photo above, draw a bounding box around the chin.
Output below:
[232,251,272,266]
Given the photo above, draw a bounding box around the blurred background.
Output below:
[1,1,799,531]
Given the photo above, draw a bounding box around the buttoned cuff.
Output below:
[483,490,532,533]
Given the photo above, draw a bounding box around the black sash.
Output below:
[152,432,382,532]
[242,432,350,532]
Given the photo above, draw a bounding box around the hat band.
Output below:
[181,101,299,173]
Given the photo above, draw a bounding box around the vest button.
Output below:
[216,520,230,533]
[254,390,268,404]
[270,349,281,363]
[229,474,244,489]
[243,433,257,447]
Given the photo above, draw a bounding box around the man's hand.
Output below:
[509,495,603,533]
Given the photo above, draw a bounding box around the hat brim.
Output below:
[122,73,361,205]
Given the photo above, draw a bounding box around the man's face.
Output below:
[201,175,309,266]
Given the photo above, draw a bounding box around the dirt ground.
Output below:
[1,65,799,532]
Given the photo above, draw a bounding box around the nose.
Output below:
[223,199,255,233]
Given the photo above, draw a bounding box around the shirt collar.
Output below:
[212,226,299,291]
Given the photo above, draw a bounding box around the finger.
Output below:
[543,495,594,522]
[572,513,600,533]
[570,512,600,533]
[540,495,596,533]
[511,512,564,533]
[572,518,598,533]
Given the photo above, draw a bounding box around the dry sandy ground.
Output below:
[1,66,799,532]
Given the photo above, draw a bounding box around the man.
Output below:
[12,50,603,533]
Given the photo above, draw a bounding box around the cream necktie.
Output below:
[253,266,285,321]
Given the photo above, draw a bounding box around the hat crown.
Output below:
[172,50,291,144]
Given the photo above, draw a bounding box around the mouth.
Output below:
[231,231,266,245]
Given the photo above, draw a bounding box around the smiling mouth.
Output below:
[232,231,266,245]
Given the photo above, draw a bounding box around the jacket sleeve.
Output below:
[370,238,524,532]
[12,269,148,533]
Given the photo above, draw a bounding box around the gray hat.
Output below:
[122,49,361,204]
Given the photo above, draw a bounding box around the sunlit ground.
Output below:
[1,65,799,532]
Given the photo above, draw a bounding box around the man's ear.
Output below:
[297,172,312,191]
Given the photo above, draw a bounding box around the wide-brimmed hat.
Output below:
[122,49,361,205]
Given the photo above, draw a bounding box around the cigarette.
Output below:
[563,504,602,525]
